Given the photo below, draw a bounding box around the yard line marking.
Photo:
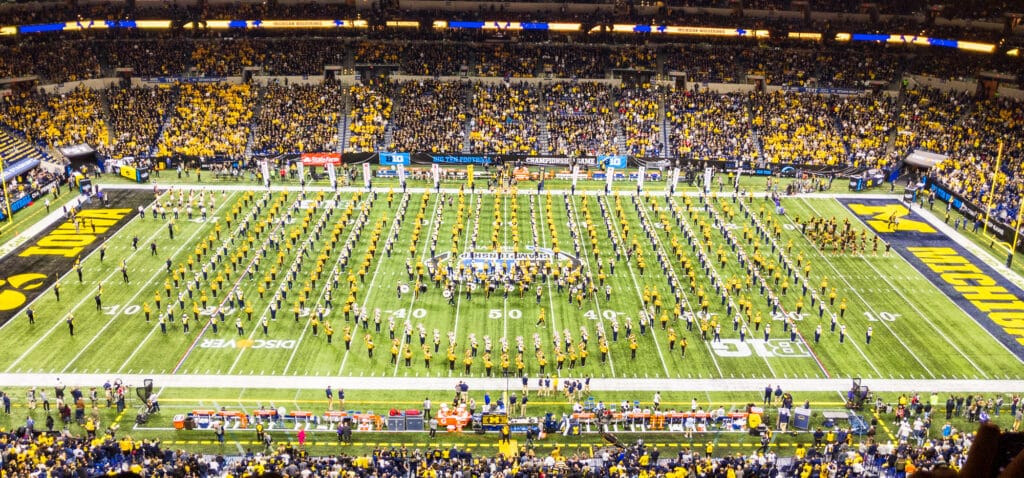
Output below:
[227,195,345,374]
[437,192,478,376]
[566,194,618,376]
[116,192,253,372]
[74,196,236,372]
[502,191,509,353]
[598,195,669,377]
[668,196,765,377]
[174,192,303,374]
[797,198,930,377]
[4,189,173,372]
[358,191,438,378]
[704,197,829,378]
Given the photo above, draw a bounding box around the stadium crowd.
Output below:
[0,86,108,151]
[542,82,618,156]
[251,82,344,155]
[468,82,541,155]
[388,80,469,154]
[345,80,393,153]
[156,83,255,158]
[666,90,754,162]
[1,382,1022,477]
[752,91,848,165]
[106,85,175,159]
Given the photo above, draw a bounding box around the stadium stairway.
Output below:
[0,128,47,165]
[658,91,670,159]
[338,90,352,153]
[382,91,402,151]
[99,89,115,147]
[148,86,179,157]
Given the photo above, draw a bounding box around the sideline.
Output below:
[0,373,1019,393]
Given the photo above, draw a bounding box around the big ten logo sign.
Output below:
[0,273,47,311]
[711,339,811,358]
[845,203,935,234]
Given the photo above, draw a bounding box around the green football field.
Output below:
[0,184,1018,383]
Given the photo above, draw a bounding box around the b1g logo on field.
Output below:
[199,339,297,349]
[711,339,811,358]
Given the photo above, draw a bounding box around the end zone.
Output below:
[840,198,1024,360]
[0,190,155,326]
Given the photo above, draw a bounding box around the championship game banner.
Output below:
[301,152,342,167]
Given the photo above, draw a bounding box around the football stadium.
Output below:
[0,0,1022,475]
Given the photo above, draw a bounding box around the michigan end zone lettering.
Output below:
[908,247,1024,346]
[840,198,1024,360]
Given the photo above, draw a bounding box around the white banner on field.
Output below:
[431,164,440,185]
[327,162,337,188]
[637,166,646,190]
[397,163,406,183]
[671,167,680,190]
[362,162,371,188]
[572,165,579,188]
[297,160,304,183]
[606,167,614,191]
[261,160,270,187]
[703,167,713,194]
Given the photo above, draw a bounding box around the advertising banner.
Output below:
[301,152,342,167]
[119,165,137,182]
[598,155,628,169]
[379,152,411,166]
